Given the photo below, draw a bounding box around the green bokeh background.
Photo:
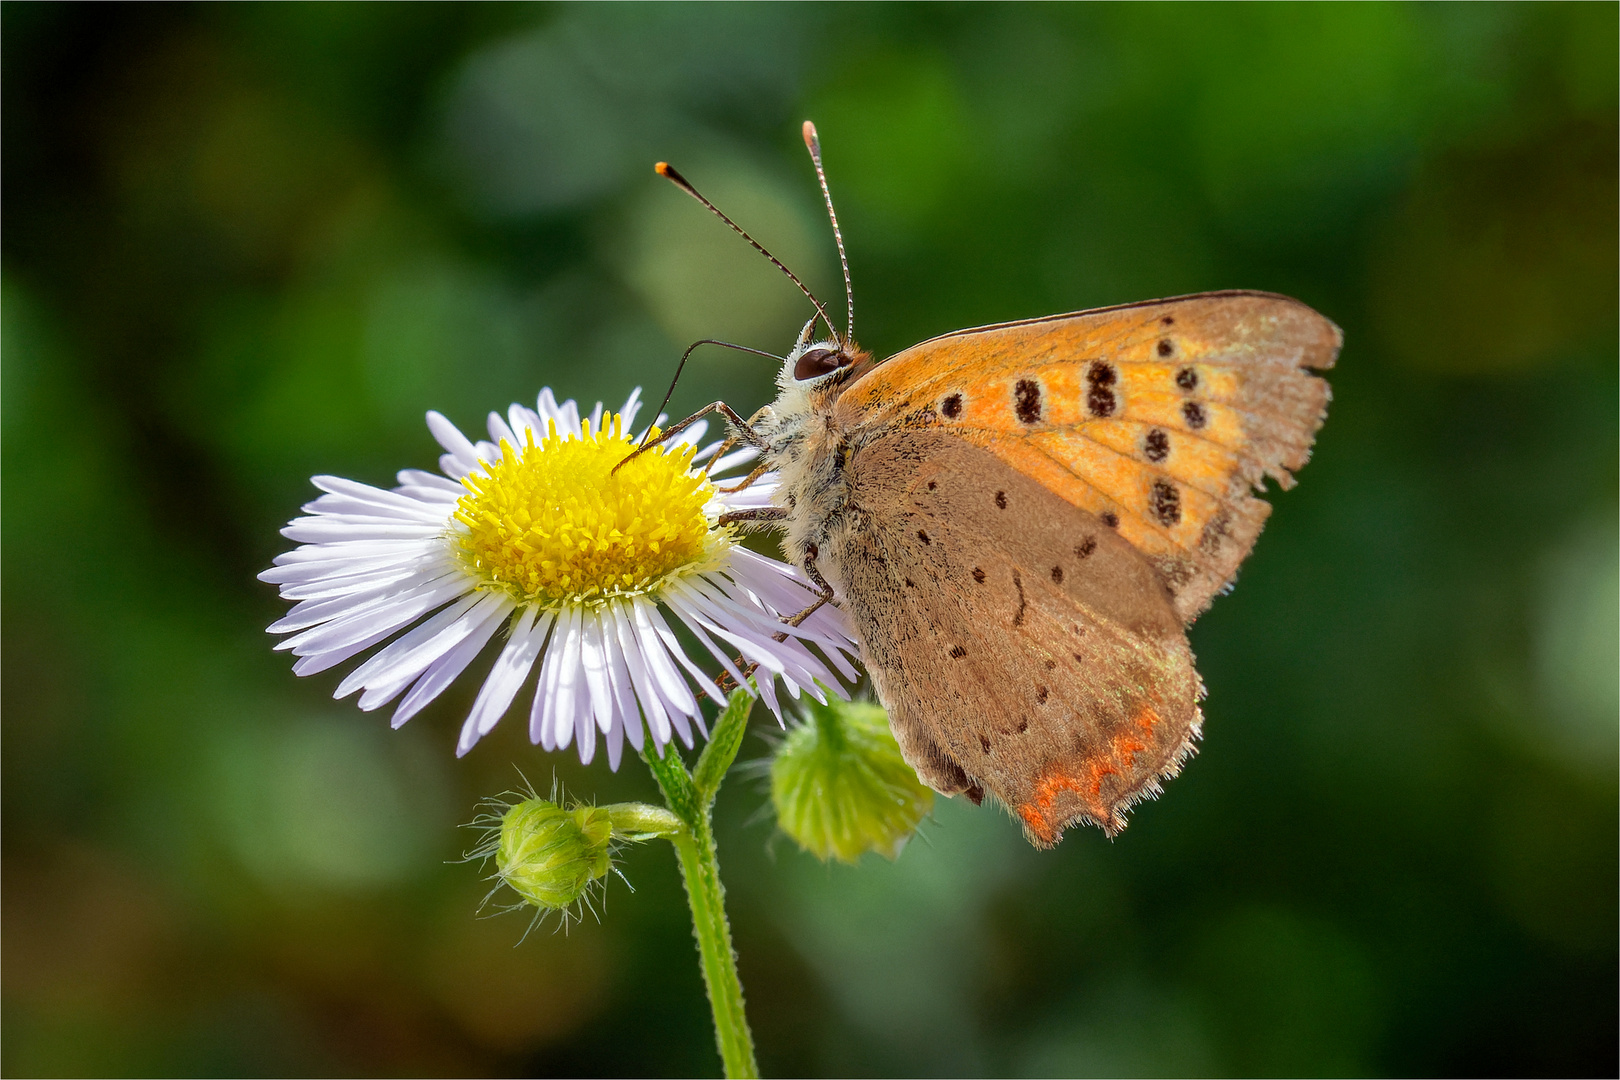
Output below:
[4,4,1615,1076]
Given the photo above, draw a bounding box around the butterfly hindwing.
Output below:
[834,291,1340,619]
[822,430,1203,845]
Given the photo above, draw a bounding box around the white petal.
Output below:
[269,537,441,566]
[619,387,643,433]
[259,548,439,585]
[686,576,836,687]
[646,599,725,711]
[575,704,595,765]
[339,592,484,700]
[457,606,546,756]
[269,567,464,635]
[604,707,624,771]
[612,601,670,749]
[311,475,451,517]
[509,403,543,445]
[549,605,585,751]
[291,623,401,676]
[427,411,481,476]
[485,410,519,451]
[631,597,697,747]
[602,608,642,752]
[388,597,513,729]
[346,593,512,707]
[557,397,581,439]
[396,468,464,495]
[713,478,782,512]
[706,446,762,473]
[631,596,699,717]
[580,609,616,736]
[757,674,781,717]
[297,498,447,526]
[277,563,431,602]
[286,511,443,529]
[278,575,466,651]
[281,520,445,544]
[530,606,567,750]
[664,589,760,683]
[671,418,708,449]
[535,387,561,425]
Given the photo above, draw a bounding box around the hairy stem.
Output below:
[643,689,759,1079]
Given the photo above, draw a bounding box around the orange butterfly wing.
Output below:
[833,291,1341,620]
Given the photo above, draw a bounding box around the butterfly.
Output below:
[644,123,1339,847]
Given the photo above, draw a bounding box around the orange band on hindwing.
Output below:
[1017,705,1161,839]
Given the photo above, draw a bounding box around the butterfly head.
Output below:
[781,315,868,391]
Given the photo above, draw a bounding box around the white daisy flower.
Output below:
[262,388,859,768]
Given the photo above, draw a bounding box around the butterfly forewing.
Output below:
[834,292,1340,619]
[824,431,1203,845]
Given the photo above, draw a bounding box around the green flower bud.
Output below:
[771,698,934,863]
[496,798,613,910]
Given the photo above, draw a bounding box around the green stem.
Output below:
[643,689,759,1079]
[672,809,756,1078]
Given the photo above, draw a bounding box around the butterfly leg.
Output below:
[614,401,768,475]
[715,461,770,494]
[715,507,787,528]
[775,546,840,634]
[708,533,830,690]
[701,434,740,477]
[705,403,778,480]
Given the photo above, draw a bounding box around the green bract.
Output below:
[771,699,933,863]
[496,798,613,909]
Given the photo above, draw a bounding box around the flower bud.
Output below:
[495,798,613,910]
[771,698,934,863]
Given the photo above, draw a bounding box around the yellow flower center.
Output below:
[453,414,723,608]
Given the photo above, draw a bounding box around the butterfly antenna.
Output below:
[655,161,842,345]
[801,121,854,344]
[639,338,785,452]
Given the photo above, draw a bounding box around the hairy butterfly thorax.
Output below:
[756,326,873,571]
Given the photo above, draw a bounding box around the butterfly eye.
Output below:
[794,348,846,381]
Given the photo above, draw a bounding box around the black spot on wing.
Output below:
[1086,362,1117,417]
[1015,378,1043,424]
[1150,480,1181,526]
[1144,428,1170,463]
[941,392,963,419]
[1182,401,1208,429]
